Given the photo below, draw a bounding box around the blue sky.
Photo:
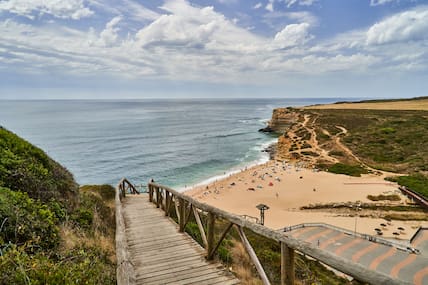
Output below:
[0,0,427,99]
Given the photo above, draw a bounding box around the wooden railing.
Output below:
[148,182,409,285]
[116,178,137,285]
[399,186,428,209]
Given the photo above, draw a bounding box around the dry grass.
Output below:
[304,98,428,110]
[59,219,116,263]
[229,241,263,285]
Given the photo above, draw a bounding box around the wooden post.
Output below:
[159,188,164,210]
[208,222,233,260]
[193,207,208,248]
[155,186,160,208]
[236,225,271,285]
[206,212,215,260]
[165,191,170,216]
[281,242,295,285]
[174,197,180,224]
[148,184,153,202]
[179,198,186,232]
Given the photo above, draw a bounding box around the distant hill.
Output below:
[304,96,428,110]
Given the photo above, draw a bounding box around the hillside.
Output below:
[0,127,116,284]
[304,96,428,110]
[267,97,428,199]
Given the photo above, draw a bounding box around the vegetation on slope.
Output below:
[387,174,428,200]
[0,127,116,284]
[0,127,78,208]
[309,109,428,174]
[302,109,428,199]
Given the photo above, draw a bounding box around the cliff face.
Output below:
[268,108,299,133]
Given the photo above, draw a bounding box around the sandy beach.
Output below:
[186,160,427,240]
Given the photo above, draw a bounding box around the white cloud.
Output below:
[273,22,313,48]
[370,0,396,6]
[253,2,262,9]
[100,16,122,47]
[284,0,317,8]
[0,0,426,87]
[283,11,318,25]
[0,0,93,20]
[266,0,274,12]
[366,7,428,45]
[136,0,263,52]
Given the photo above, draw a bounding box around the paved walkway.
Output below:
[123,194,240,285]
[285,226,428,285]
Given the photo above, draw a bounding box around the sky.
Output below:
[0,0,427,99]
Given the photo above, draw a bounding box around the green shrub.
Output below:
[71,208,93,228]
[0,128,78,208]
[367,194,401,201]
[0,245,115,285]
[217,245,232,264]
[0,187,59,250]
[388,174,428,199]
[380,127,396,134]
[328,163,368,177]
[185,222,204,246]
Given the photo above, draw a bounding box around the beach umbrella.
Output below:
[393,232,400,236]
[397,227,405,231]
[374,228,381,232]
[268,182,273,186]
[380,223,387,227]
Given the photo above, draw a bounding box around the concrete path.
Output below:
[285,226,428,285]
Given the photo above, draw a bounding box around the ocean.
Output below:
[0,98,342,189]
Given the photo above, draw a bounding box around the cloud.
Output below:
[273,22,313,48]
[284,0,317,8]
[136,0,263,52]
[100,16,122,47]
[366,6,428,45]
[0,0,93,20]
[266,1,274,12]
[0,0,426,88]
[370,0,396,6]
[253,2,263,9]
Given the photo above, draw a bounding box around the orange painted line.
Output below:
[291,227,315,238]
[334,238,363,256]
[390,254,417,278]
[319,232,345,250]
[306,229,333,243]
[369,247,396,270]
[352,242,379,263]
[412,231,428,247]
[414,266,428,285]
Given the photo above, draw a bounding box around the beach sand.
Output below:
[186,161,427,240]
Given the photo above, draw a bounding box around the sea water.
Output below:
[0,98,342,188]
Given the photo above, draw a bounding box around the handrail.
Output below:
[116,178,136,285]
[399,186,428,208]
[148,182,409,285]
[281,223,418,253]
[410,227,428,245]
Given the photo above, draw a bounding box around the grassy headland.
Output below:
[0,127,116,284]
[268,97,428,199]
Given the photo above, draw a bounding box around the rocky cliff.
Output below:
[268,108,300,133]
